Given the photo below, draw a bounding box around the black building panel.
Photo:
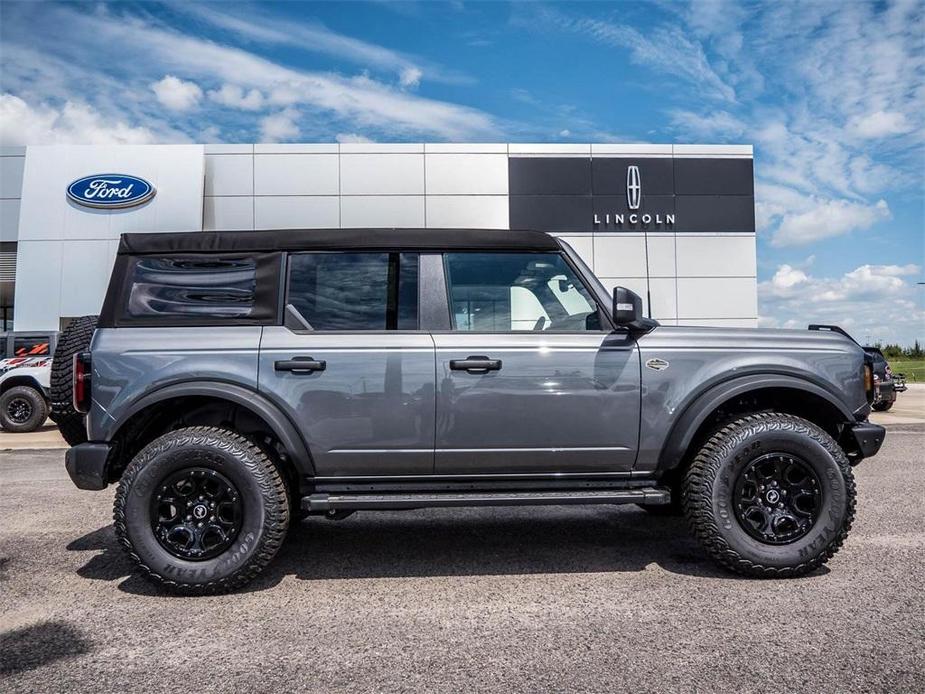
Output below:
[509,195,593,232]
[674,158,754,196]
[508,157,592,195]
[674,196,755,232]
[591,157,674,196]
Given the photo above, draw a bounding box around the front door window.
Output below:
[443,252,603,332]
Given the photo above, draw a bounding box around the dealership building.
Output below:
[0,143,757,332]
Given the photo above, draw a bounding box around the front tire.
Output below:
[683,413,855,578]
[0,385,49,432]
[872,400,893,412]
[114,427,289,594]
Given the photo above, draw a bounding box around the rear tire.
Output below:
[114,427,289,594]
[49,315,97,446]
[872,400,893,412]
[683,412,855,578]
[0,385,48,432]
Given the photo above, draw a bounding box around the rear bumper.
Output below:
[875,381,896,403]
[65,443,112,490]
[846,421,886,461]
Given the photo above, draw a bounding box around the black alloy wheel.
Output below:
[152,467,243,560]
[733,453,821,545]
[6,395,34,425]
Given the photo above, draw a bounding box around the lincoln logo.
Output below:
[627,165,641,210]
[593,164,675,228]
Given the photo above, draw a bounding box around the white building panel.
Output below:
[593,235,648,277]
[676,234,757,277]
[424,154,508,195]
[58,240,118,317]
[341,196,425,228]
[340,154,425,195]
[0,200,20,242]
[677,277,758,319]
[646,234,676,277]
[425,196,508,229]
[0,155,25,198]
[254,154,338,196]
[254,196,340,229]
[11,241,63,331]
[204,196,255,231]
[205,154,253,196]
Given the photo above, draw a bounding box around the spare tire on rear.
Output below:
[50,315,98,446]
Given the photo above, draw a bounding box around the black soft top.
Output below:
[118,228,560,254]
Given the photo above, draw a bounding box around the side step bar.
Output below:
[302,487,671,513]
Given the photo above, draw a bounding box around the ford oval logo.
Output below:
[67,174,156,209]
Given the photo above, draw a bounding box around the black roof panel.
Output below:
[118,228,560,254]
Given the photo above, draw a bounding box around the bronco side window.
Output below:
[287,252,419,331]
[444,252,603,332]
[126,256,258,319]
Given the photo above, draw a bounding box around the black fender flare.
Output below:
[110,380,314,475]
[657,374,855,471]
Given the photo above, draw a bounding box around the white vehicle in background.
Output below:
[0,332,56,433]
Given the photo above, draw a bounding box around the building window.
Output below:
[287,252,419,331]
[444,252,603,332]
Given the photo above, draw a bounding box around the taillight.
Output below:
[863,363,874,403]
[73,352,92,413]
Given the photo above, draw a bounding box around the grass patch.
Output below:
[889,359,925,382]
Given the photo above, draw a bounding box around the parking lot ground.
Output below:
[1,424,923,692]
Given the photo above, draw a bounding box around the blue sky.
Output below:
[1,1,923,345]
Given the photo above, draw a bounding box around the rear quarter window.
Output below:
[105,253,281,326]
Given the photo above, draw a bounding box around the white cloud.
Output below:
[0,4,498,141]
[772,198,891,247]
[399,67,423,89]
[847,110,914,139]
[770,264,809,291]
[759,263,924,344]
[0,93,157,145]
[208,84,264,111]
[520,6,737,102]
[174,4,471,87]
[260,108,300,142]
[150,75,203,111]
[669,109,747,139]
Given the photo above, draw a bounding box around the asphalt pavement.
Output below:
[1,420,923,693]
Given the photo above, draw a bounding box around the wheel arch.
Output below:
[657,375,854,472]
[107,381,314,480]
[0,375,46,396]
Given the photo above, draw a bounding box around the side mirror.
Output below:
[612,286,642,326]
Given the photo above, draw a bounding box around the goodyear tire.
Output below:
[114,427,289,594]
[872,400,893,412]
[683,412,855,578]
[49,315,97,446]
[0,385,49,433]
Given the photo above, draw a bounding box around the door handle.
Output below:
[275,357,326,373]
[449,355,502,373]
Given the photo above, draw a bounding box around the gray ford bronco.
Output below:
[58,228,885,593]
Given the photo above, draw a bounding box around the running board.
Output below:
[302,487,670,512]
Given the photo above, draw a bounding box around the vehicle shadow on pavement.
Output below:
[68,506,829,595]
[0,621,92,675]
